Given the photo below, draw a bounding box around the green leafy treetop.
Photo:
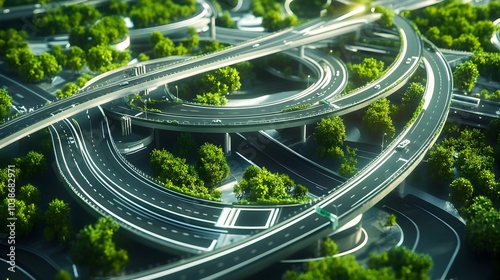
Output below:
[71,216,128,277]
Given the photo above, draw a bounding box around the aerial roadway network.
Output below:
[0,1,453,279]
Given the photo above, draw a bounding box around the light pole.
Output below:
[175,85,178,100]
[307,75,310,87]
[144,99,147,119]
[381,132,387,152]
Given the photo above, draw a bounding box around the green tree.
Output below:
[293,184,308,199]
[216,10,234,27]
[57,82,80,99]
[465,196,500,257]
[0,198,38,235]
[5,47,33,70]
[449,177,474,211]
[18,184,40,205]
[0,88,12,118]
[320,237,338,257]
[0,168,8,198]
[54,269,72,280]
[86,45,113,72]
[50,45,67,67]
[18,150,46,180]
[427,144,455,183]
[197,143,230,188]
[349,57,385,86]
[384,213,397,227]
[20,56,45,83]
[399,82,425,118]
[153,37,177,58]
[453,61,479,93]
[66,46,87,72]
[339,146,358,177]
[108,0,128,15]
[374,5,394,27]
[71,216,128,277]
[44,198,72,243]
[313,116,346,158]
[368,246,433,280]
[38,52,62,79]
[362,98,395,138]
[138,53,150,61]
[150,149,201,189]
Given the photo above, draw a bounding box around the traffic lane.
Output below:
[50,122,220,252]
[382,198,420,251]
[0,244,58,280]
[148,210,329,280]
[401,195,461,280]
[233,133,340,195]
[78,112,226,227]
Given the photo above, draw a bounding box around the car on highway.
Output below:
[212,119,222,123]
[68,137,75,144]
[252,43,260,48]
[406,58,412,64]
[119,81,129,86]
[374,84,381,90]
[17,106,27,113]
[496,109,500,115]
[397,139,410,150]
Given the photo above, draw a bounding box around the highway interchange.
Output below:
[0,0,478,278]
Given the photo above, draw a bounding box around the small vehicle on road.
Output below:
[397,139,410,150]
[374,84,381,90]
[119,81,129,86]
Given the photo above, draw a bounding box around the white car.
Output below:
[397,139,411,149]
[374,84,381,90]
[495,109,500,115]
[406,58,412,64]
[252,43,260,48]
[212,119,222,123]
[119,81,129,86]
[68,137,75,144]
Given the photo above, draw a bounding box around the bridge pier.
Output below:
[300,125,307,143]
[224,133,231,155]
[299,46,305,73]
[121,116,132,136]
[397,179,406,197]
[211,16,216,40]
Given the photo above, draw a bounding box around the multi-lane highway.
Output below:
[0,2,457,278]
[110,29,453,280]
[0,11,385,149]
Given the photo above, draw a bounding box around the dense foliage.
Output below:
[284,241,433,280]
[362,98,396,138]
[150,148,222,201]
[313,116,347,158]
[234,166,309,204]
[197,143,230,188]
[71,217,128,277]
[404,1,500,52]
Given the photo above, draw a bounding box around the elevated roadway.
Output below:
[112,35,453,280]
[0,12,383,149]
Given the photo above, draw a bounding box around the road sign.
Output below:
[315,207,339,230]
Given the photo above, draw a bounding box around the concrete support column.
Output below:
[298,46,305,73]
[397,179,406,197]
[224,133,231,155]
[121,116,132,136]
[300,125,307,143]
[211,17,216,40]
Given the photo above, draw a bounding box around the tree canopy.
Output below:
[0,88,12,119]
[44,198,72,243]
[313,116,346,158]
[362,98,396,138]
[453,61,479,93]
[197,143,229,188]
[71,216,128,277]
[234,166,309,204]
